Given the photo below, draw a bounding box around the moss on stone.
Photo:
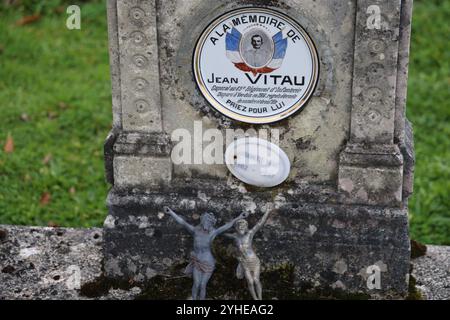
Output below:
[80,274,135,298]
[406,274,422,300]
[82,239,412,300]
[80,238,406,300]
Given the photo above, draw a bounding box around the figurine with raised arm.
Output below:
[163,206,247,300]
[225,205,273,300]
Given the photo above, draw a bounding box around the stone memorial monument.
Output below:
[103,0,415,299]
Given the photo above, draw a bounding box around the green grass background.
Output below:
[0,1,449,244]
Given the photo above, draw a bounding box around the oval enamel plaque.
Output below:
[193,8,319,124]
[225,137,291,188]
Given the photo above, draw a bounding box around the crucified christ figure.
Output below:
[163,206,247,300]
[225,206,273,300]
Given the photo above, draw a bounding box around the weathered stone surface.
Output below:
[104,130,117,185]
[107,0,173,189]
[106,0,122,130]
[401,120,415,200]
[349,0,401,144]
[113,156,172,188]
[113,132,171,156]
[394,0,413,143]
[117,0,163,132]
[338,144,404,207]
[412,245,450,300]
[0,225,448,300]
[0,225,138,300]
[104,183,410,298]
[337,0,414,208]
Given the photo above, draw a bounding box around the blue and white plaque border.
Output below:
[193,7,319,124]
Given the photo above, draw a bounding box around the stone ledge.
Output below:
[113,132,172,156]
[411,245,450,300]
[0,225,139,300]
[0,225,448,300]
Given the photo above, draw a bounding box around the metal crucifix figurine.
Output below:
[225,205,273,300]
[163,206,248,300]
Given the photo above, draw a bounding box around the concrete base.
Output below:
[102,181,411,299]
[0,225,448,300]
[411,245,450,300]
[0,225,139,300]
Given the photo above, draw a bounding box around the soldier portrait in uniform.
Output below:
[240,29,274,68]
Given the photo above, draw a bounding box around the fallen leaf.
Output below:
[47,111,58,119]
[42,153,52,165]
[54,6,65,14]
[69,187,76,195]
[58,102,69,110]
[3,0,21,7]
[3,134,14,153]
[40,192,51,206]
[16,14,41,26]
[20,113,29,122]
[47,221,60,228]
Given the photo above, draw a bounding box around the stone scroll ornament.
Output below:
[225,205,273,300]
[163,207,248,300]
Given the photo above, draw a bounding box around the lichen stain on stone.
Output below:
[82,239,380,300]
[308,225,317,236]
[19,247,41,259]
[295,137,316,151]
[332,259,348,275]
[135,242,305,299]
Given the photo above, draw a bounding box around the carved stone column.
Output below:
[105,0,172,188]
[338,0,412,208]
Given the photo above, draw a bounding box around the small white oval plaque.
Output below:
[225,137,290,187]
